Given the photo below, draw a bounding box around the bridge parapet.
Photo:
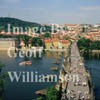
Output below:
[58,42,94,100]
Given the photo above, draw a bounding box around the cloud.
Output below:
[80,6,100,11]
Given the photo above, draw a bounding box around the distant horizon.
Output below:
[0,16,99,25]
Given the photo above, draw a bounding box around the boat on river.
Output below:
[19,61,32,66]
[50,66,58,71]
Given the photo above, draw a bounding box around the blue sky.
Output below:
[0,0,100,24]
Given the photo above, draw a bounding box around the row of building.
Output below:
[0,23,100,49]
[44,39,70,50]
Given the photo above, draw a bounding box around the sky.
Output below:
[0,0,100,24]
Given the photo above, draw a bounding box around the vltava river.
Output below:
[0,51,63,100]
[0,51,100,100]
[85,55,100,100]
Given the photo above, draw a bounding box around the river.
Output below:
[0,51,100,100]
[85,55,100,100]
[0,51,63,100]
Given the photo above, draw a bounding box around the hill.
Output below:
[0,17,41,32]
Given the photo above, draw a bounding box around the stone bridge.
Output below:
[57,42,95,100]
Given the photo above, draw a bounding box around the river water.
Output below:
[0,51,63,100]
[84,55,100,100]
[0,51,100,100]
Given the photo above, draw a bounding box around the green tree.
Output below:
[95,41,100,50]
[0,17,41,32]
[0,26,5,32]
[65,36,70,40]
[31,37,43,46]
[46,86,58,100]
[16,35,31,47]
[77,37,90,52]
[43,32,51,38]
[77,37,100,53]
[0,62,8,100]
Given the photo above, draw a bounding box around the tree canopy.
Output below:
[77,37,100,53]
[0,62,8,100]
[46,86,58,100]
[0,17,41,32]
[42,32,51,38]
[31,37,43,46]
[0,17,52,33]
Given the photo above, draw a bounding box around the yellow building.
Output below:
[44,39,52,49]
[44,39,70,50]
[60,40,70,49]
[52,39,59,49]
